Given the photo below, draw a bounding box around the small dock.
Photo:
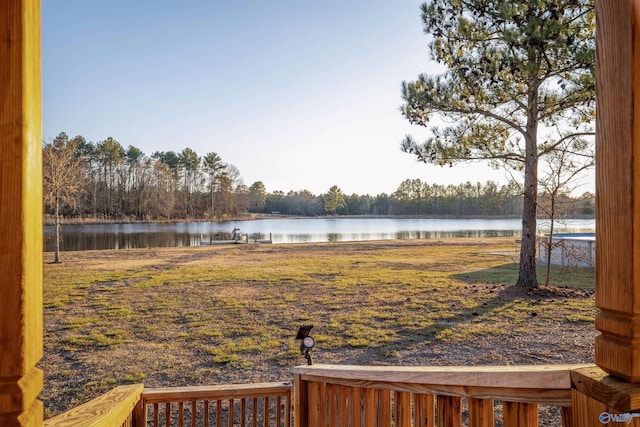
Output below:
[200,232,272,245]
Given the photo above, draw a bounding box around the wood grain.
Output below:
[594,0,640,382]
[394,391,411,427]
[44,385,142,427]
[413,393,434,427]
[572,366,640,411]
[142,382,291,403]
[292,364,588,390]
[503,401,537,427]
[469,397,494,427]
[0,0,43,425]
[436,395,462,427]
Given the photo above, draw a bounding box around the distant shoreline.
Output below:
[44,213,593,227]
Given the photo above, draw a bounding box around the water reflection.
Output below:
[43,217,595,252]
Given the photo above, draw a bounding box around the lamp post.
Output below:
[295,325,315,365]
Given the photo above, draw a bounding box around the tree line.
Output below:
[43,132,594,223]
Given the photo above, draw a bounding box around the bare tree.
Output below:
[538,138,594,286]
[43,133,84,262]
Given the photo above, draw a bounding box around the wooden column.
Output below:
[595,0,640,383]
[0,0,43,426]
[572,1,640,425]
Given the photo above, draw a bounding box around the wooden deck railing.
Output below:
[293,363,595,427]
[140,382,292,427]
[43,363,599,426]
[44,384,144,427]
[42,382,291,427]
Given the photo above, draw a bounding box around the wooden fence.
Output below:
[293,363,594,427]
[140,382,292,427]
[44,364,603,426]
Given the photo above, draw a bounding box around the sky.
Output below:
[41,0,593,196]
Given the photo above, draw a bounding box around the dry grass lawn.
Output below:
[40,238,596,422]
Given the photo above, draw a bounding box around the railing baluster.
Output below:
[394,391,412,427]
[354,386,363,427]
[153,403,159,427]
[362,387,375,426]
[228,398,234,427]
[468,398,494,427]
[252,397,258,427]
[316,382,329,427]
[204,400,209,427]
[307,379,319,426]
[285,392,292,427]
[437,395,462,427]
[178,401,184,427]
[503,401,538,427]
[165,402,171,427]
[327,384,337,425]
[241,398,246,427]
[276,395,282,426]
[376,389,391,427]
[216,400,222,426]
[263,396,270,427]
[191,400,197,427]
[338,385,349,426]
[414,393,434,427]
[347,386,358,427]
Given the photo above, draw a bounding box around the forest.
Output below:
[43,132,595,222]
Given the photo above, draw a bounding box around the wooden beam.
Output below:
[292,364,588,390]
[43,384,143,427]
[0,0,43,426]
[594,0,640,382]
[142,382,292,403]
[572,366,640,412]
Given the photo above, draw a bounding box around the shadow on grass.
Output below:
[452,262,519,285]
[452,262,595,289]
[369,263,595,358]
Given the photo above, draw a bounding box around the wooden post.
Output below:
[594,0,640,383]
[293,374,308,427]
[0,1,43,426]
[571,0,640,425]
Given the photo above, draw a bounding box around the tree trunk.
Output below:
[517,82,540,288]
[517,182,538,287]
[54,198,61,263]
[544,195,556,287]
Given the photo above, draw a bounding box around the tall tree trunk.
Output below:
[209,184,218,218]
[54,198,61,263]
[517,80,540,288]
[517,165,538,287]
[544,195,556,287]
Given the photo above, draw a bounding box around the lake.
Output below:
[43,217,596,252]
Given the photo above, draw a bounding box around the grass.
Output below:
[40,238,596,418]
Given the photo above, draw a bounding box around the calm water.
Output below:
[43,217,596,252]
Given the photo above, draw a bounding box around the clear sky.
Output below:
[42,0,583,196]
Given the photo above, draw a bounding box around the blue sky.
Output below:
[42,0,541,196]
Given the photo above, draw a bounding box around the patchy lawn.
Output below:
[40,238,596,421]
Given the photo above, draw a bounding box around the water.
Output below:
[43,217,595,252]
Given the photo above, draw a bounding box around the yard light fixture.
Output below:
[295,325,315,365]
